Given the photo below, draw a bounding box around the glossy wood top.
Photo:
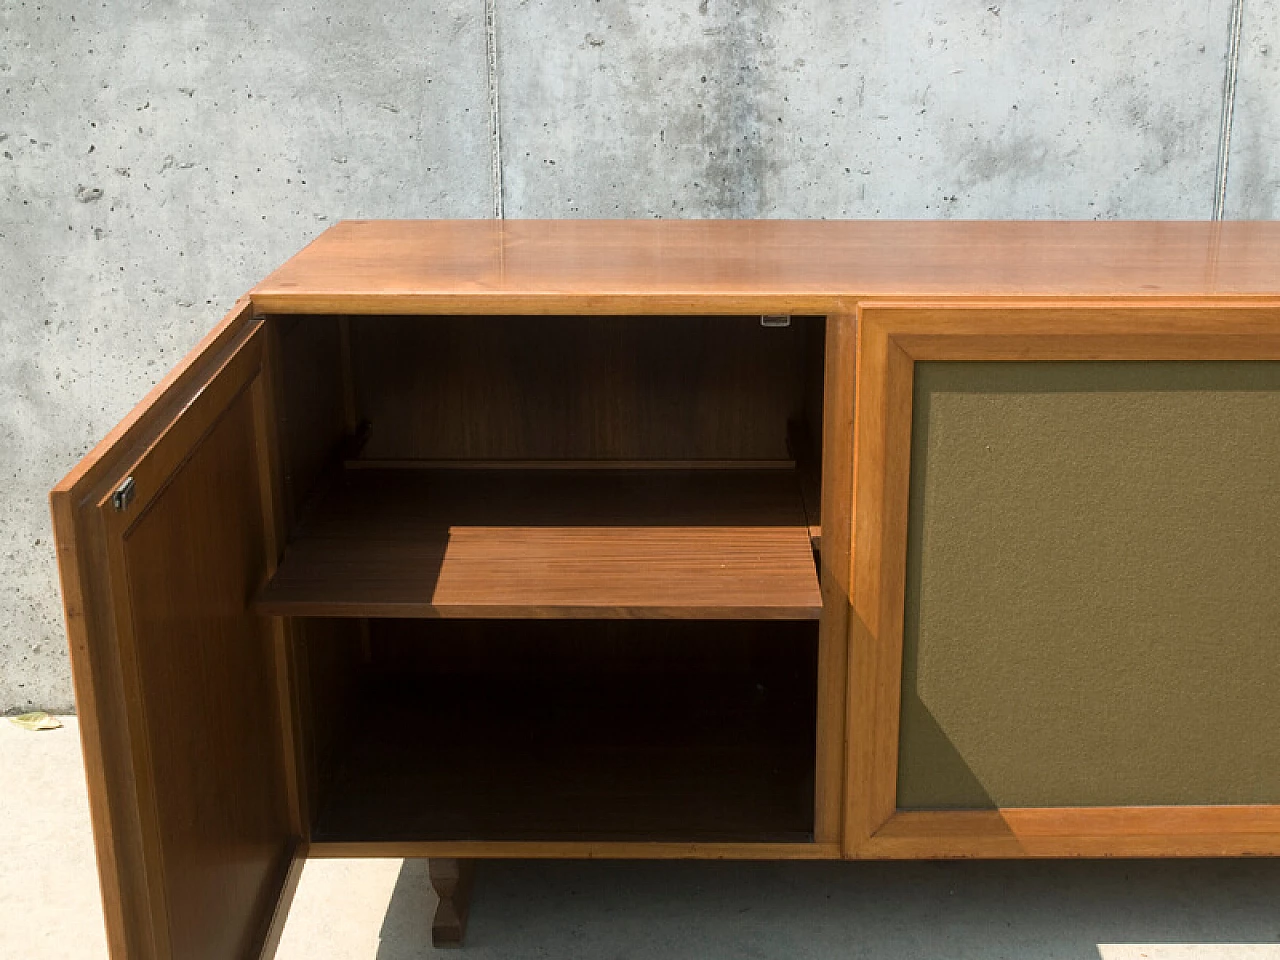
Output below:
[251,220,1280,314]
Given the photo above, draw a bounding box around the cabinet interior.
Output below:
[297,618,818,842]
[266,312,828,843]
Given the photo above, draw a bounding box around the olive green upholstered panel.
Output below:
[899,361,1280,809]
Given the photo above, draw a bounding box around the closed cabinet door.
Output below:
[51,300,300,959]
[843,301,1280,858]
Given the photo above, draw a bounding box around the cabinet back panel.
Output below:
[349,315,816,461]
[899,361,1280,809]
[367,618,816,678]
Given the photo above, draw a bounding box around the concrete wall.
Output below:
[0,0,1274,711]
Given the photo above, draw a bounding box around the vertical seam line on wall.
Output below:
[1213,0,1246,220]
[485,0,505,219]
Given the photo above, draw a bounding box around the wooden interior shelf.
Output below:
[256,466,822,619]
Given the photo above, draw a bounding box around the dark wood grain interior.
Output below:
[274,314,349,525]
[348,314,823,462]
[306,620,818,843]
[265,311,830,843]
[288,616,364,832]
[262,313,828,620]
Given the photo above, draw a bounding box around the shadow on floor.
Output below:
[377,857,1280,959]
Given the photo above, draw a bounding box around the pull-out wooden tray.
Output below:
[256,467,821,619]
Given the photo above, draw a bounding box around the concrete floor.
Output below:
[5,719,1280,959]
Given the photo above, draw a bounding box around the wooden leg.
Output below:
[428,858,475,948]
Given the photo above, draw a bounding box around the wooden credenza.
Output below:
[51,221,1280,957]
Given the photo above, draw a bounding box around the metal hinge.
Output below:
[760,314,791,328]
[112,477,136,512]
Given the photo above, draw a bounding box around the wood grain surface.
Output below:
[51,301,302,959]
[346,313,817,462]
[256,467,822,619]
[52,224,1280,928]
[252,220,1280,314]
[845,301,1280,859]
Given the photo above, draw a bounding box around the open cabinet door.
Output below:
[51,300,301,960]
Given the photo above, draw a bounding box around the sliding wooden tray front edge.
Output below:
[254,598,821,619]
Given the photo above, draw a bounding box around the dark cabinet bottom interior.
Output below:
[302,619,818,843]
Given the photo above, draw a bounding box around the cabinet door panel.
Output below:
[52,301,299,959]
[844,301,1280,858]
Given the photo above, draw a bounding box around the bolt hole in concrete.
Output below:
[276,856,1280,959]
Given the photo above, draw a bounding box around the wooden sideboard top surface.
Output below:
[252,219,1280,314]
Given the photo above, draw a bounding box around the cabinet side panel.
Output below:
[118,387,293,960]
[275,315,348,517]
[293,616,363,835]
[898,360,1280,809]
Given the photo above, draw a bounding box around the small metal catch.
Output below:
[760,314,791,328]
[112,477,137,512]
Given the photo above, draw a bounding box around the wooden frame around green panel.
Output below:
[844,300,1280,859]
